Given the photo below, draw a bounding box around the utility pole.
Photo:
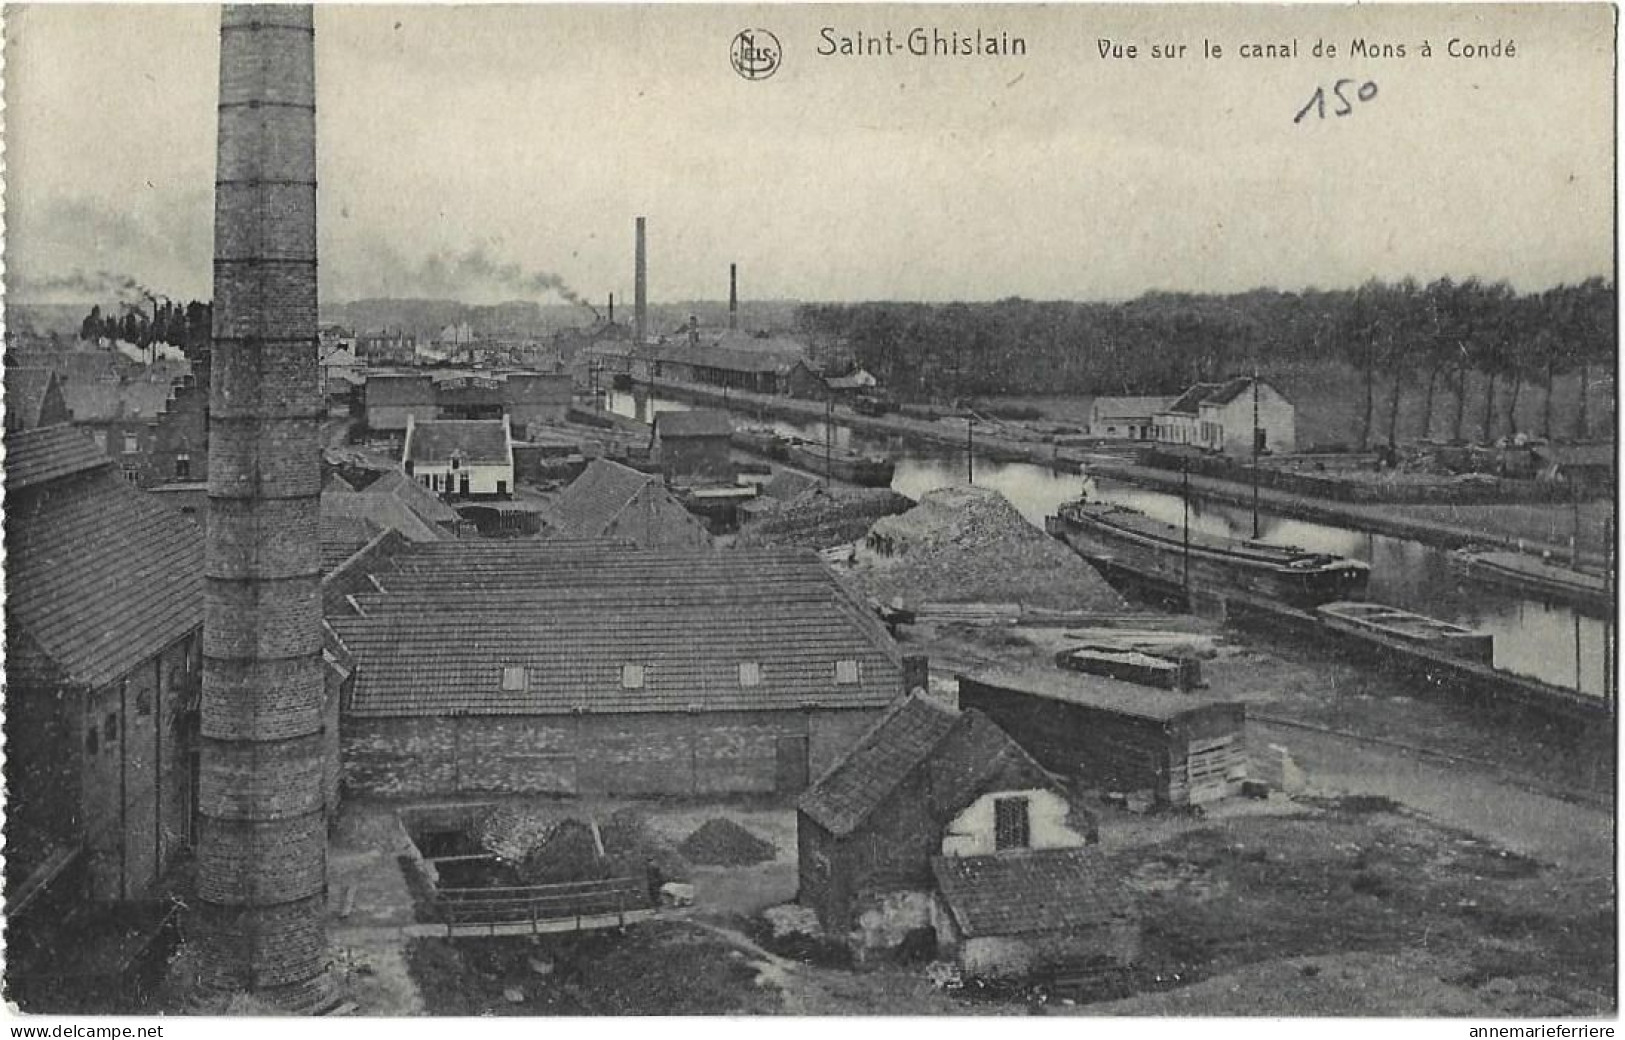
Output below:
[825,395,833,485]
[966,417,975,484]
[1252,367,1262,540]
[1182,457,1192,596]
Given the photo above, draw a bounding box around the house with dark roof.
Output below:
[930,846,1141,978]
[1088,395,1175,441]
[957,666,1248,808]
[4,426,352,992]
[5,424,204,916]
[361,369,572,435]
[552,458,712,548]
[796,695,1096,956]
[651,408,733,480]
[402,415,514,498]
[4,367,71,431]
[326,541,914,799]
[57,369,209,487]
[1152,376,1295,457]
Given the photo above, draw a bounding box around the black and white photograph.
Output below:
[1,2,1617,1022]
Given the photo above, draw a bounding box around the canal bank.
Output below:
[628,378,1611,570]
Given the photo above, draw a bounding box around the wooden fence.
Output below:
[434,875,647,928]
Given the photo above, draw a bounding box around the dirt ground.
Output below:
[394,794,1614,1017]
[326,617,1615,1017]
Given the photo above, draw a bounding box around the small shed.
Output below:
[956,667,1247,808]
[930,847,1140,979]
[652,409,734,480]
[796,694,1096,952]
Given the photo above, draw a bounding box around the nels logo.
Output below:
[730,29,781,80]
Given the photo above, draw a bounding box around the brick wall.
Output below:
[342,707,885,800]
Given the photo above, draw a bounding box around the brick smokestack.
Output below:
[608,292,614,325]
[634,216,647,344]
[729,263,738,331]
[196,5,333,1010]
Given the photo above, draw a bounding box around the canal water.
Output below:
[603,389,1612,696]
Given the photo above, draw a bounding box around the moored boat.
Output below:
[783,438,896,487]
[1450,548,1612,616]
[1047,499,1370,608]
[1315,601,1494,665]
[731,426,788,461]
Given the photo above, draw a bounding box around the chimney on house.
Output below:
[729,263,738,331]
[196,4,334,1011]
[634,217,647,345]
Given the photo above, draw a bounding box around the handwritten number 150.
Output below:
[1295,79,1379,124]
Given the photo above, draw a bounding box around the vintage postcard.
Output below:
[1,2,1615,1023]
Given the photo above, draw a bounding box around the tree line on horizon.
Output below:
[797,277,1616,446]
[80,299,213,364]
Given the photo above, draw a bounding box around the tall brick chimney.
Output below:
[634,216,647,344]
[729,263,738,331]
[196,5,333,1010]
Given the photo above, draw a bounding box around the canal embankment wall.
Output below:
[631,377,1609,571]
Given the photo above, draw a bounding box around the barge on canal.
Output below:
[1450,548,1612,616]
[1046,499,1370,609]
[783,438,896,487]
[1315,601,1495,666]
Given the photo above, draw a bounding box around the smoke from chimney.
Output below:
[634,217,647,344]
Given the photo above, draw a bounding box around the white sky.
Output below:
[3,3,1615,305]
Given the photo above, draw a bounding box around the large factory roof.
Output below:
[327,542,903,719]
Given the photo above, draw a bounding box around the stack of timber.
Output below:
[1054,645,1203,692]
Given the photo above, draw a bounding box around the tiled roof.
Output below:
[959,665,1243,723]
[932,848,1135,937]
[6,425,115,491]
[1092,395,1174,420]
[328,542,902,718]
[6,368,63,429]
[650,336,808,374]
[7,459,203,688]
[324,486,446,543]
[552,459,711,547]
[1164,382,1222,416]
[58,378,177,423]
[797,695,958,836]
[1203,376,1266,407]
[654,409,733,439]
[404,418,511,466]
[361,469,462,524]
[321,511,385,574]
[798,696,1057,837]
[365,373,437,406]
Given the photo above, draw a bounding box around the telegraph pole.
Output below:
[966,418,975,484]
[1251,367,1262,540]
[1182,457,1192,595]
[825,395,833,485]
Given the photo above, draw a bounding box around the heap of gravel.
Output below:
[476,805,607,884]
[737,484,913,550]
[678,818,778,867]
[850,485,1125,612]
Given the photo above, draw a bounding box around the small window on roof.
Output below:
[620,664,645,689]
[739,662,762,687]
[835,660,861,685]
[500,666,527,692]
